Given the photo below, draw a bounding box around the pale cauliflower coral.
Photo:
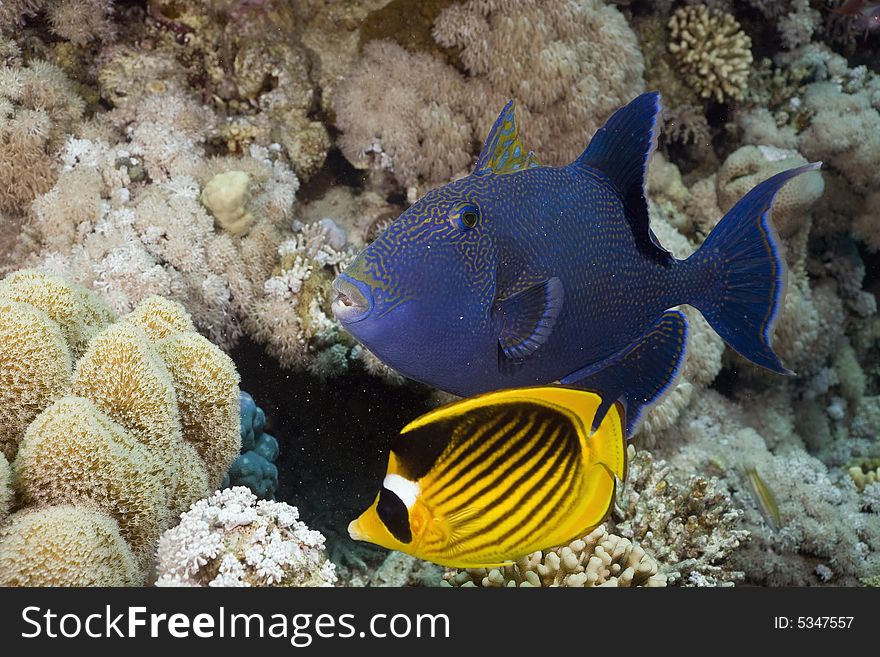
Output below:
[156,487,337,587]
[668,5,752,102]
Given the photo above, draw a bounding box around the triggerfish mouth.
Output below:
[332,92,822,437]
[348,386,626,568]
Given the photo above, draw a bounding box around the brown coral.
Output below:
[0,52,85,215]
[335,0,644,186]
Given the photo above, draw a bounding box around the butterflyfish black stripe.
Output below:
[441,414,564,514]
[376,486,412,545]
[465,438,581,558]
[428,408,516,484]
[497,451,585,553]
[446,420,570,551]
[436,410,548,506]
[429,411,540,508]
[461,421,582,556]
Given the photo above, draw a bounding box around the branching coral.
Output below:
[246,220,354,372]
[668,5,752,103]
[0,505,140,586]
[155,487,337,587]
[614,446,749,586]
[335,0,644,186]
[653,391,880,586]
[443,525,667,587]
[0,270,241,582]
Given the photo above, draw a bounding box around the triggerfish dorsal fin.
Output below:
[561,309,689,438]
[495,277,564,362]
[572,91,671,265]
[474,100,543,176]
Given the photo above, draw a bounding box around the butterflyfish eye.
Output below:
[376,486,412,544]
[456,203,480,230]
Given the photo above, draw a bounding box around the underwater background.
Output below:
[0,0,878,587]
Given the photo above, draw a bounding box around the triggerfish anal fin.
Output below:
[474,100,543,176]
[561,309,689,437]
[572,92,671,265]
[495,277,564,362]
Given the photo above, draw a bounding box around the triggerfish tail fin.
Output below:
[572,91,672,265]
[561,310,688,438]
[687,163,822,375]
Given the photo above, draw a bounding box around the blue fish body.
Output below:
[332,93,821,435]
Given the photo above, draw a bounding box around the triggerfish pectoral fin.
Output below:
[495,277,564,362]
[572,91,671,265]
[561,309,689,437]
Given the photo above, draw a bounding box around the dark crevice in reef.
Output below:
[229,336,433,542]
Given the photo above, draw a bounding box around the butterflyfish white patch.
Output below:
[382,473,420,509]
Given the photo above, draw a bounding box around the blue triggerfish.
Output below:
[332,92,821,435]
[348,386,626,568]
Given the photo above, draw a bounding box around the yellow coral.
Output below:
[123,295,196,342]
[0,269,116,358]
[0,298,72,461]
[156,332,241,487]
[70,322,182,454]
[848,459,880,491]
[0,270,240,582]
[668,5,752,103]
[444,525,667,588]
[201,170,255,236]
[0,505,141,586]
[13,396,174,568]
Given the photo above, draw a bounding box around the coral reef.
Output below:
[335,0,644,187]
[667,5,752,103]
[223,391,280,500]
[443,525,667,587]
[0,505,140,587]
[155,487,337,587]
[613,447,749,586]
[0,0,877,592]
[0,1,116,44]
[201,170,255,237]
[0,452,10,522]
[652,391,880,586]
[0,42,84,216]
[23,132,297,350]
[0,270,240,582]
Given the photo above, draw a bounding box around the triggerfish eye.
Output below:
[454,203,480,230]
[348,386,627,569]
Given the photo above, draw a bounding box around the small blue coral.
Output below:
[223,392,279,499]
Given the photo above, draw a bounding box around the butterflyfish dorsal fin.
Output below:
[573,92,671,265]
[474,101,543,176]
